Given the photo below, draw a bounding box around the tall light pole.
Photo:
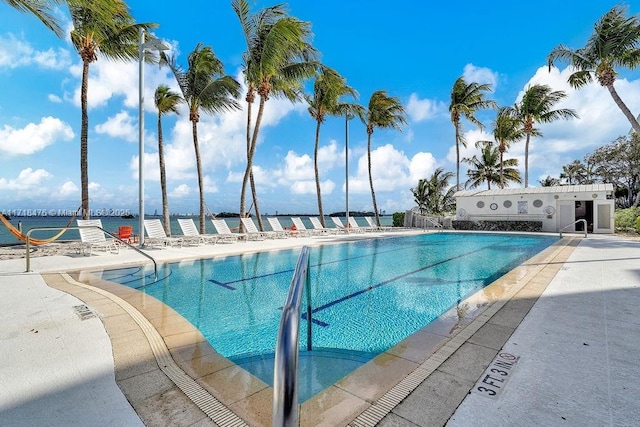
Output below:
[138,28,169,247]
[345,112,353,233]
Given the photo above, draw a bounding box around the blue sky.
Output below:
[1,0,640,216]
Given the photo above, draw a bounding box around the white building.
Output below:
[453,184,615,234]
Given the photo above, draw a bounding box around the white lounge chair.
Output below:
[309,217,340,234]
[76,219,119,255]
[143,219,183,248]
[267,217,296,238]
[291,217,316,236]
[348,216,369,232]
[330,216,348,231]
[211,219,247,243]
[241,217,279,240]
[364,216,392,231]
[177,218,218,245]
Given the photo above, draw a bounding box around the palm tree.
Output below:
[492,106,524,188]
[305,67,363,226]
[548,5,640,134]
[161,44,241,233]
[411,168,456,216]
[539,175,561,187]
[154,85,182,236]
[560,160,587,185]
[4,0,64,35]
[424,168,456,215]
[365,90,407,226]
[463,141,521,190]
[516,84,578,187]
[233,0,319,230]
[449,77,497,190]
[68,0,156,219]
[3,0,117,37]
[410,179,429,215]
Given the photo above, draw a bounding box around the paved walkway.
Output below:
[448,235,640,426]
[0,233,639,426]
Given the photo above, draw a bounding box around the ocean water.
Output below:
[0,214,393,245]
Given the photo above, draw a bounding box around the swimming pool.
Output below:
[98,232,558,401]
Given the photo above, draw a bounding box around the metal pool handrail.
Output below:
[25,226,158,280]
[273,246,312,427]
[559,219,587,238]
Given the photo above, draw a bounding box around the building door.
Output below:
[557,201,575,232]
[574,200,593,232]
[593,201,614,233]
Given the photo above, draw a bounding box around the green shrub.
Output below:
[636,215,640,233]
[392,212,405,227]
[614,207,640,232]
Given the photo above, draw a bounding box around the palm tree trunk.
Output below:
[158,115,170,236]
[314,119,324,227]
[499,149,504,189]
[607,84,640,135]
[455,123,461,190]
[80,60,90,219]
[524,132,531,188]
[240,98,253,230]
[241,97,266,227]
[367,134,380,227]
[192,120,206,234]
[250,172,263,230]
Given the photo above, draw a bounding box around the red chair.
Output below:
[116,225,134,244]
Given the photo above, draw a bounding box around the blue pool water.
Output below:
[98,232,558,401]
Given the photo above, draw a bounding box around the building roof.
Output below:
[453,184,614,198]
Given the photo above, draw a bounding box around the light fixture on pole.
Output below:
[138,29,169,247]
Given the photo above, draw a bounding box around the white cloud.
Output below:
[349,144,437,193]
[406,93,444,122]
[281,151,314,182]
[0,117,74,155]
[95,111,137,143]
[59,180,78,196]
[170,184,191,198]
[409,152,438,182]
[48,94,63,103]
[462,63,499,89]
[0,34,71,70]
[290,179,335,195]
[0,168,52,190]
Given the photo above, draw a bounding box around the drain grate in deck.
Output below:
[73,304,97,320]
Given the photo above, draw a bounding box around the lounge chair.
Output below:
[76,219,119,255]
[211,219,247,243]
[364,216,392,231]
[177,218,218,245]
[240,217,279,240]
[143,219,183,248]
[348,216,369,233]
[267,217,296,238]
[309,217,340,234]
[330,216,348,232]
[291,217,316,236]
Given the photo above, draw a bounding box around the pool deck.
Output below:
[0,230,639,426]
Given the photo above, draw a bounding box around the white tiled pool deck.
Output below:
[0,231,638,426]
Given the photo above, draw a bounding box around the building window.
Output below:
[490,203,498,210]
[518,201,528,214]
[503,200,512,208]
[476,201,485,208]
[533,199,543,208]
